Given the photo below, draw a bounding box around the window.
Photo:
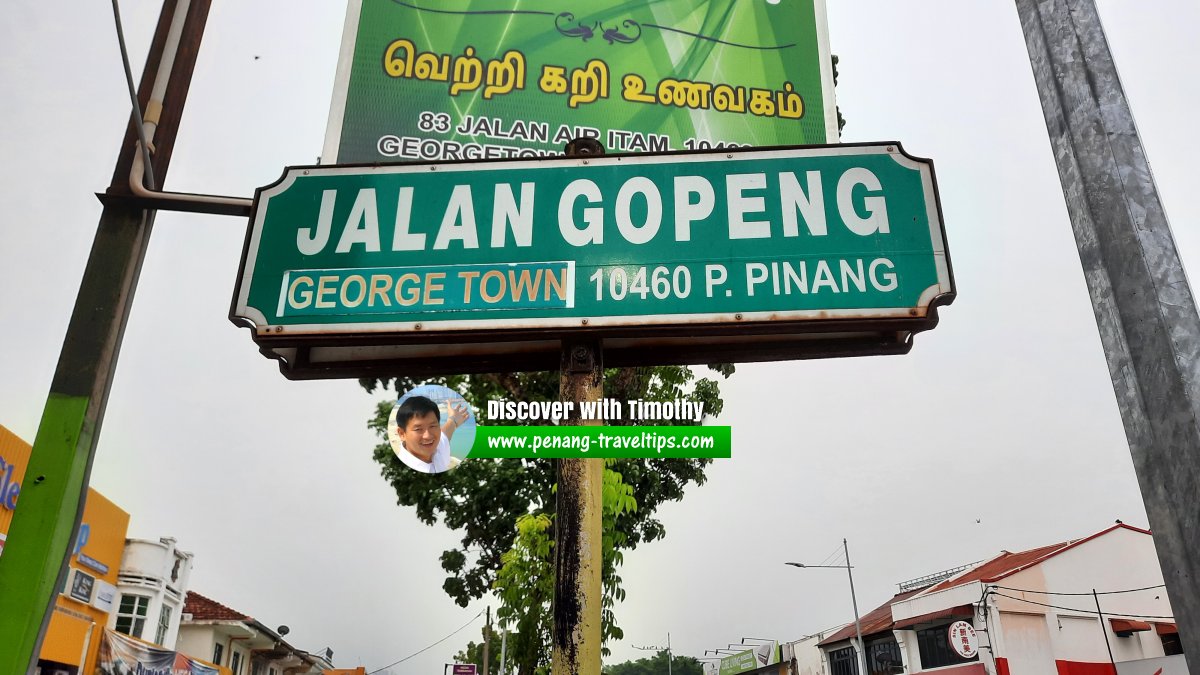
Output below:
[114,595,150,638]
[230,650,243,675]
[212,643,224,666]
[1161,633,1184,656]
[154,604,172,645]
[251,660,264,675]
[916,624,978,670]
[829,646,859,675]
[867,640,903,675]
[269,668,278,675]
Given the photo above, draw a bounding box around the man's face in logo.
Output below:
[400,411,441,462]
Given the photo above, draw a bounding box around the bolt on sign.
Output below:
[323,0,838,164]
[230,144,954,379]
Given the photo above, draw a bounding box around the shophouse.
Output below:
[176,591,336,675]
[1,423,131,675]
[110,535,195,647]
[812,523,1184,675]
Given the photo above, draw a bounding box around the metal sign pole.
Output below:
[553,136,606,675]
[1016,0,1200,668]
[0,1,211,672]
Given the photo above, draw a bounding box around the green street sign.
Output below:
[324,0,838,164]
[231,144,954,379]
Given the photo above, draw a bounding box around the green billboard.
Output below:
[230,144,954,378]
[719,643,780,675]
[323,0,838,163]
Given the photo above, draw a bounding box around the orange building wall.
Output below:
[0,423,33,544]
[0,423,131,675]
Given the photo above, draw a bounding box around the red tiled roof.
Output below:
[818,588,928,647]
[817,524,1156,649]
[929,523,1152,593]
[928,542,1071,592]
[184,591,252,622]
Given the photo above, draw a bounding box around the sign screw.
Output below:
[887,146,895,152]
[581,319,589,325]
[735,313,743,320]
[274,326,283,332]
[415,324,422,330]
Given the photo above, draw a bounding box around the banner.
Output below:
[469,426,731,458]
[97,630,218,675]
[324,0,837,163]
[719,642,779,675]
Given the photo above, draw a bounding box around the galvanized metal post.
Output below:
[1016,0,1200,667]
[554,136,604,675]
[0,1,211,672]
[843,539,867,675]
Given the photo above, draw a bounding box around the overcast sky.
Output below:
[2,1,1198,672]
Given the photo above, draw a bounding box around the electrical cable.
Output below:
[977,583,1001,673]
[110,0,157,189]
[992,584,1165,596]
[816,543,843,568]
[367,610,484,675]
[987,591,1174,620]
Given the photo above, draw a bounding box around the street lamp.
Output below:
[786,538,867,675]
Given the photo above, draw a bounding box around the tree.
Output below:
[366,365,731,671]
[605,651,705,675]
[452,629,505,675]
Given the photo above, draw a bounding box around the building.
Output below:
[2,423,337,675]
[110,536,196,648]
[177,591,335,675]
[811,524,1184,675]
[1,423,132,675]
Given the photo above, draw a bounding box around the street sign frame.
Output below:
[230,142,954,379]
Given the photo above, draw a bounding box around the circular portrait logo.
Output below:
[389,384,476,474]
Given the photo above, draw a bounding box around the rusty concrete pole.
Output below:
[554,138,605,675]
[0,1,211,672]
[1016,0,1200,667]
[554,336,604,675]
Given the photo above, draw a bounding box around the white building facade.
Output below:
[176,591,335,675]
[812,524,1186,675]
[107,536,194,647]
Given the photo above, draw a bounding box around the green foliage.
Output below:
[366,365,732,674]
[493,514,553,675]
[605,651,705,675]
[832,54,846,135]
[452,628,505,675]
[489,459,638,669]
[600,459,637,646]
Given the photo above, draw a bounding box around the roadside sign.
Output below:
[230,143,954,379]
[323,0,838,164]
[948,621,978,659]
[719,643,779,675]
[452,666,477,675]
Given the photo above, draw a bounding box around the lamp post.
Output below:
[787,539,867,675]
